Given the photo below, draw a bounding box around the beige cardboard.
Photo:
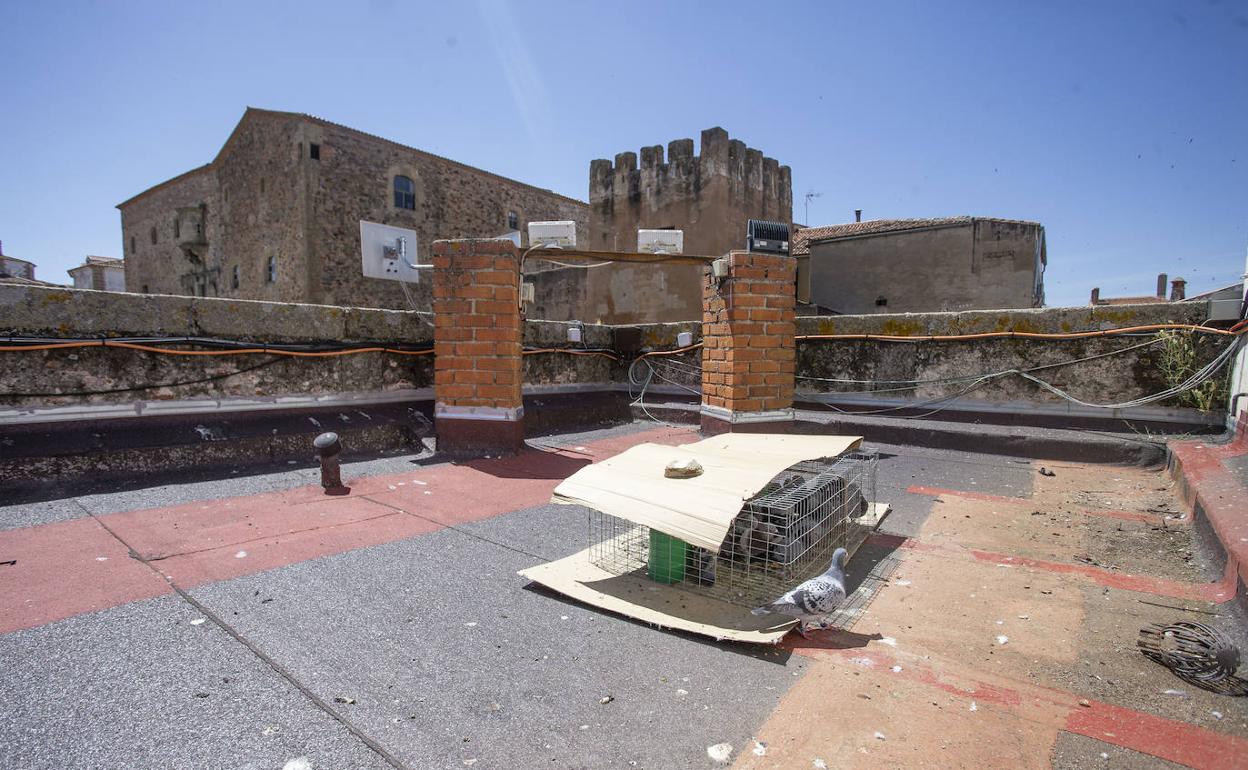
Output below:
[551,433,863,552]
[518,545,797,644]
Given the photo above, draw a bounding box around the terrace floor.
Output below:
[1,422,1245,769]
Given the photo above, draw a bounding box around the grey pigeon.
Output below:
[751,548,848,638]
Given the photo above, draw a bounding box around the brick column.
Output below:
[700,250,796,434]
[432,239,525,455]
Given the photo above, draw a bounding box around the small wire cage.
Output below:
[588,450,879,608]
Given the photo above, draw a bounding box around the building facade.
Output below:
[120,114,794,323]
[119,108,588,309]
[68,256,126,292]
[794,217,1046,314]
[529,128,792,323]
[0,248,37,282]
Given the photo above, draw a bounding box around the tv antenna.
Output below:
[803,191,822,225]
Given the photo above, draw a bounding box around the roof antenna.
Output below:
[803,191,821,225]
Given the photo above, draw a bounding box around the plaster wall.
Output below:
[807,220,1044,314]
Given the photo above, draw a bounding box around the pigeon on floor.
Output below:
[751,547,848,638]
[1039,467,1056,477]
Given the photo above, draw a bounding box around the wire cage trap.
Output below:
[587,450,879,609]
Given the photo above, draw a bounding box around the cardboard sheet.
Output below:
[550,433,863,552]
[518,545,797,644]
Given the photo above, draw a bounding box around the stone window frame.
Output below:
[394,175,416,210]
[507,211,519,230]
[174,215,181,240]
[130,236,136,255]
[150,226,157,245]
[266,255,277,284]
[309,143,320,161]
[232,265,240,290]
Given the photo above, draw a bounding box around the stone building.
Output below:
[792,217,1046,314]
[0,243,37,282]
[119,112,793,323]
[529,129,792,324]
[68,256,126,292]
[119,108,588,308]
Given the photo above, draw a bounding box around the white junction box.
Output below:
[360,220,421,282]
[528,221,577,249]
[638,229,684,255]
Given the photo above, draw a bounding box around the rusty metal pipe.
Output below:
[314,432,345,492]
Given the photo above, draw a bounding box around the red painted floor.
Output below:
[0,425,696,634]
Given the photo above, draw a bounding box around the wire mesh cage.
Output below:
[587,450,879,608]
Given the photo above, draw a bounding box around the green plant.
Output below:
[1155,330,1227,412]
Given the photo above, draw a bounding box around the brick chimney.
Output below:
[1170,277,1186,302]
[1090,287,1100,305]
[1156,273,1168,298]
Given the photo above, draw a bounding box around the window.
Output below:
[266,256,277,283]
[130,236,136,254]
[507,211,519,230]
[150,227,157,245]
[232,265,240,289]
[309,143,320,160]
[142,284,149,294]
[259,178,266,194]
[174,216,180,239]
[875,296,888,307]
[394,175,415,210]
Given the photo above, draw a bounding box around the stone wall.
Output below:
[588,127,792,256]
[558,127,794,324]
[0,284,1225,423]
[119,165,218,296]
[120,109,588,310]
[807,219,1045,314]
[794,302,1221,409]
[0,285,432,411]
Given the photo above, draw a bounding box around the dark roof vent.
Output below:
[747,220,790,255]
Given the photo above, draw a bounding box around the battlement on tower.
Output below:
[589,127,792,211]
[587,128,792,257]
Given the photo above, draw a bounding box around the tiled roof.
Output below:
[792,216,1041,256]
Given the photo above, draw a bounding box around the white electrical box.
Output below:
[520,282,536,304]
[528,221,577,249]
[676,331,693,347]
[360,220,421,282]
[638,229,684,255]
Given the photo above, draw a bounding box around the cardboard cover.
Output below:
[550,433,863,552]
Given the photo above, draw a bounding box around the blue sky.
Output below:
[1,0,1244,307]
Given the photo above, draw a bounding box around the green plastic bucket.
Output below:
[647,529,687,584]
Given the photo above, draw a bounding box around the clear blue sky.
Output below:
[2,0,1245,307]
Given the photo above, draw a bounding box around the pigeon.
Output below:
[751,548,848,638]
[728,512,784,563]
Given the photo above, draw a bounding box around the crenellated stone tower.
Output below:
[588,127,793,256]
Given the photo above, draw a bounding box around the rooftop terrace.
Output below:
[2,421,1246,768]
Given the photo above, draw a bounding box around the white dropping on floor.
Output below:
[235,550,247,559]
[282,758,312,770]
[752,740,767,756]
[813,760,828,769]
[190,618,206,626]
[707,743,733,763]
[995,635,1009,645]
